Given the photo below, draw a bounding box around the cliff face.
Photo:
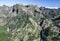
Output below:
[0,4,60,41]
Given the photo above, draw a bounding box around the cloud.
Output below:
[45,6,58,9]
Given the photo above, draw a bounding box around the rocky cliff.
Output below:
[0,4,60,41]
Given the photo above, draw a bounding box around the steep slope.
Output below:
[0,4,60,41]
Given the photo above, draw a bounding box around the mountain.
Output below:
[0,4,60,41]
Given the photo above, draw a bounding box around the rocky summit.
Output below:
[0,4,60,41]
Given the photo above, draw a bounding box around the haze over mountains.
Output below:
[0,4,60,41]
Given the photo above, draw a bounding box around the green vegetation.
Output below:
[0,26,10,41]
[0,4,60,41]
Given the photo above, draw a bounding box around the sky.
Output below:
[0,0,60,8]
